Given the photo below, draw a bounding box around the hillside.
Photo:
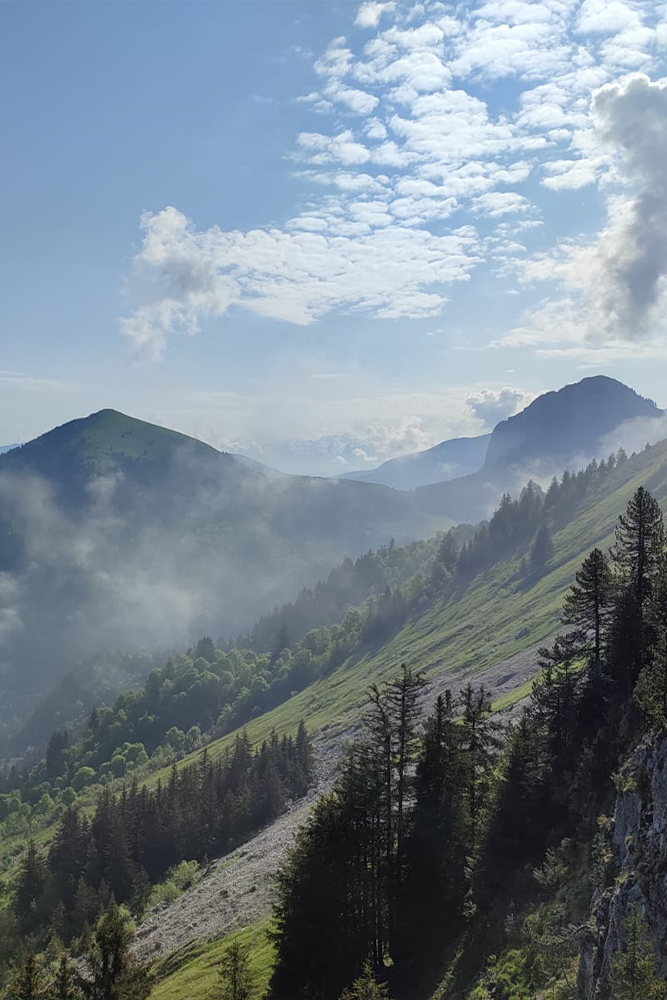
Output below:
[139,437,667,998]
[3,435,667,997]
[0,410,452,745]
[416,376,664,522]
[340,434,491,490]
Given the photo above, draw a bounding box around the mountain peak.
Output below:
[484,376,661,469]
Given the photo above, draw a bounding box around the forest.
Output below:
[2,463,667,999]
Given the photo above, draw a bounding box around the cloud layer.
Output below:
[121,0,667,360]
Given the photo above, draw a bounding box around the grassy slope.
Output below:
[149,443,667,792]
[151,446,667,998]
[150,920,274,1000]
[0,409,219,476]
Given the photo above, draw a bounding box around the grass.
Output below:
[4,441,667,994]
[150,920,274,1000]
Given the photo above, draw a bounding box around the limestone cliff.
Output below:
[578,735,667,997]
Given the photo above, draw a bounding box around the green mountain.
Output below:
[4,433,667,999]
[0,409,451,740]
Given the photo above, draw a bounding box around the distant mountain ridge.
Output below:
[340,376,662,499]
[416,376,664,522]
[340,433,491,489]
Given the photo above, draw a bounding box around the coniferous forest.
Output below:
[4,469,667,999]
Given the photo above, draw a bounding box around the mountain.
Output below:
[0,409,451,738]
[482,374,661,469]
[416,376,664,522]
[0,444,18,455]
[340,433,491,489]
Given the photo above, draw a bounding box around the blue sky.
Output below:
[2,0,667,475]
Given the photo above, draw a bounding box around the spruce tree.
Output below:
[53,955,82,1000]
[15,840,46,933]
[77,903,150,1000]
[612,486,665,688]
[613,486,664,608]
[459,684,503,848]
[635,555,667,728]
[531,524,554,573]
[563,547,614,668]
[340,961,390,1000]
[611,904,666,1000]
[215,940,253,1000]
[6,954,45,1000]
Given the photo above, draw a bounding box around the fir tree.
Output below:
[340,961,390,1000]
[562,547,614,668]
[6,954,45,1000]
[215,940,254,1000]
[611,905,666,1000]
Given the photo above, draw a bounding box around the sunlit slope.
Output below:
[151,441,667,784]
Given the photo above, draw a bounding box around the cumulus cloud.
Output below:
[503,73,667,354]
[465,386,533,428]
[355,2,395,30]
[120,1,667,360]
[122,206,480,358]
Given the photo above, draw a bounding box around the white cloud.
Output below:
[465,386,534,428]
[122,206,481,357]
[355,2,395,30]
[502,73,667,355]
[121,1,667,363]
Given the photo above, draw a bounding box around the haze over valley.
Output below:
[4,2,667,999]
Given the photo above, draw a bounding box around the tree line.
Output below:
[5,723,313,969]
[269,484,667,999]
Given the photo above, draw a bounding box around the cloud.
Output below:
[355,2,395,30]
[122,206,480,358]
[501,73,667,355]
[465,386,533,428]
[120,2,667,360]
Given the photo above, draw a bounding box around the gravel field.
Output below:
[135,643,540,961]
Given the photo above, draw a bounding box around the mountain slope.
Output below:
[483,375,661,468]
[0,410,452,738]
[137,436,667,985]
[416,376,664,521]
[340,434,491,490]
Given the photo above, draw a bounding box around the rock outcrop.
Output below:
[578,735,667,997]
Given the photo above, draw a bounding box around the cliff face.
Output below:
[579,736,667,997]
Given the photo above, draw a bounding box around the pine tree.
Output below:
[6,954,45,1000]
[531,524,554,573]
[215,940,253,1000]
[562,548,614,668]
[340,961,390,1000]
[15,840,46,933]
[611,905,666,1000]
[53,955,82,1000]
[77,903,150,1000]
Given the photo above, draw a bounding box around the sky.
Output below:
[2,0,667,476]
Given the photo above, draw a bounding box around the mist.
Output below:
[0,436,445,748]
